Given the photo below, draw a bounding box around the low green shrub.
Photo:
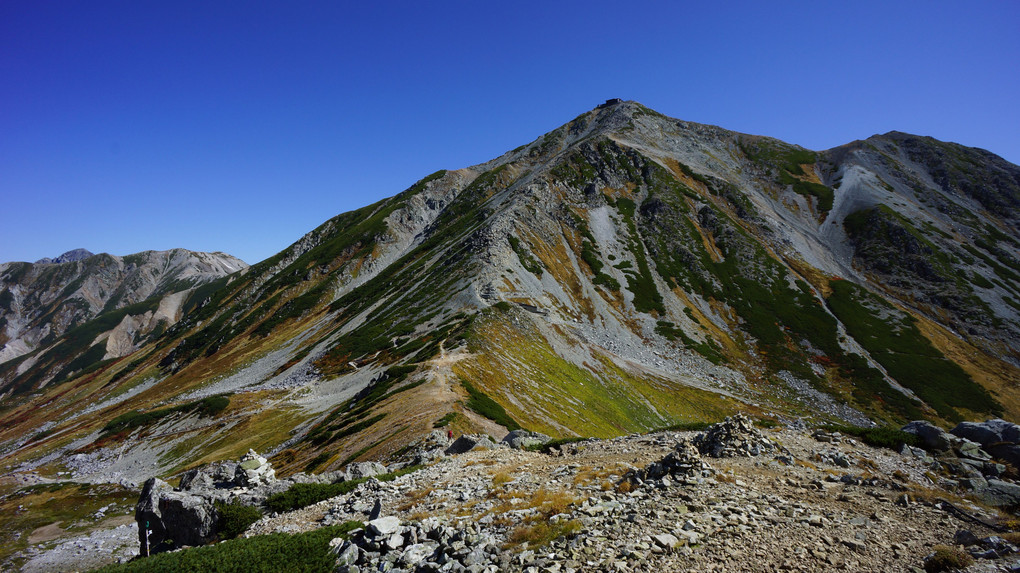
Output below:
[821,424,920,450]
[215,501,263,539]
[93,521,362,573]
[266,466,423,513]
[101,394,231,435]
[433,412,457,428]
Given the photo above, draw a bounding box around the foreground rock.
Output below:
[902,419,1020,507]
[116,418,1020,571]
[236,418,1020,572]
[134,449,397,554]
[333,516,503,573]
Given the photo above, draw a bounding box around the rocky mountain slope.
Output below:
[0,248,247,393]
[1,100,1019,570]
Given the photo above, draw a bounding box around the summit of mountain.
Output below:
[1,100,1018,514]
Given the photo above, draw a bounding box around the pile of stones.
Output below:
[626,437,715,486]
[332,516,503,573]
[692,414,781,458]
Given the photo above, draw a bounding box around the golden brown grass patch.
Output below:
[396,486,436,512]
[507,519,582,548]
[913,313,1020,421]
[794,459,818,470]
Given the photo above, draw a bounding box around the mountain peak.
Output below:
[34,248,94,265]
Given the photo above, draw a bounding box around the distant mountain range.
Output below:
[1,100,1018,489]
[0,249,246,378]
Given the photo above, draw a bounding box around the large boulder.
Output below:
[972,479,1020,507]
[902,421,953,451]
[179,460,237,491]
[952,419,1020,447]
[987,443,1020,468]
[135,478,172,556]
[501,429,551,450]
[158,490,221,547]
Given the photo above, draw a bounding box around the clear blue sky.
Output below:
[2,1,1017,265]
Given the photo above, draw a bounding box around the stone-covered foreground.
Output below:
[42,415,1020,572]
[236,416,1020,572]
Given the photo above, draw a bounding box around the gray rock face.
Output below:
[987,444,1020,469]
[952,419,1020,447]
[135,478,172,556]
[158,491,219,547]
[180,461,237,490]
[501,429,551,450]
[972,479,1020,508]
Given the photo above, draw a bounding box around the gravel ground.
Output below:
[17,519,137,573]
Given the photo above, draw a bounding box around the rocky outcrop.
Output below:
[951,419,1020,468]
[344,461,387,482]
[900,419,1020,507]
[135,450,278,553]
[133,449,416,555]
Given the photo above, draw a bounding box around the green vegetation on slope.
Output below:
[826,280,1000,421]
[101,395,230,435]
[820,424,922,450]
[457,313,736,438]
[461,378,521,430]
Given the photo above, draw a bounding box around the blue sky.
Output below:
[2,1,1018,265]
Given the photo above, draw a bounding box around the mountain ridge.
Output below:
[1,99,1018,496]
